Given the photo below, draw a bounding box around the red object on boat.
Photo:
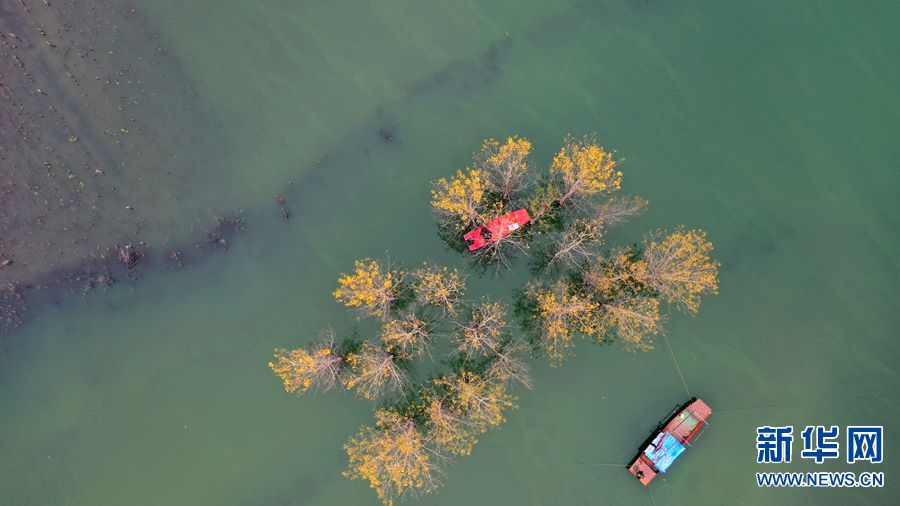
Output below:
[627,398,712,486]
[463,209,531,251]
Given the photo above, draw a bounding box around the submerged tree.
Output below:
[344,340,408,400]
[544,217,605,270]
[333,258,405,320]
[476,136,533,201]
[273,133,721,505]
[484,338,533,390]
[268,330,343,395]
[436,370,516,435]
[424,393,480,457]
[599,296,663,351]
[380,312,432,360]
[345,409,445,505]
[431,168,489,230]
[525,280,601,365]
[590,195,647,228]
[412,263,466,315]
[452,300,508,359]
[551,134,623,207]
[630,229,720,314]
[583,247,640,300]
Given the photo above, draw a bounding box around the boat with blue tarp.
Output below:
[627,397,712,485]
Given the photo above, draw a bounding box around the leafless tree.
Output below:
[453,301,508,358]
[590,195,647,228]
[546,217,604,269]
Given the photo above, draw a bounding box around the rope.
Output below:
[662,334,691,398]
[716,392,900,414]
[553,16,592,93]
[578,462,624,467]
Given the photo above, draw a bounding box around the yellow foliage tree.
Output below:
[431,168,488,228]
[600,296,662,351]
[583,247,639,299]
[345,409,444,505]
[630,229,720,314]
[268,333,343,394]
[551,134,623,206]
[436,370,515,434]
[412,263,466,314]
[476,136,533,200]
[527,280,601,365]
[380,312,430,359]
[333,258,404,320]
[424,395,479,457]
[344,340,408,400]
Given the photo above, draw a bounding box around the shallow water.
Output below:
[2,0,899,504]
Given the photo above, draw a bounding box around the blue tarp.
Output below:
[644,432,685,473]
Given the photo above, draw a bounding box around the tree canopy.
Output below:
[269,133,719,504]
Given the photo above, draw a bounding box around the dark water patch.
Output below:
[0,211,246,338]
[716,221,797,273]
[406,40,511,101]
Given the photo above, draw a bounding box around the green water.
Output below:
[2,0,899,504]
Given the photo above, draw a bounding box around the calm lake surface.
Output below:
[2,0,899,504]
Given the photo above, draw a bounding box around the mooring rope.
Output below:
[715,392,900,414]
[662,334,691,398]
[579,462,624,467]
[553,15,592,92]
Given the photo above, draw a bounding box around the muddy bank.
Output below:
[1,0,231,289]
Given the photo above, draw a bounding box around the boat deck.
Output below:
[664,399,712,445]
[627,398,712,486]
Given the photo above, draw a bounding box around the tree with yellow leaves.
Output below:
[333,258,404,320]
[344,340,408,400]
[599,296,663,351]
[431,168,489,229]
[270,131,723,506]
[411,263,466,315]
[550,134,623,207]
[345,408,445,505]
[630,229,720,314]
[476,136,533,201]
[436,370,516,434]
[582,247,640,300]
[423,394,480,457]
[268,330,343,394]
[380,312,431,360]
[524,279,601,365]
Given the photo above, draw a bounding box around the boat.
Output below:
[627,397,712,486]
[463,209,531,251]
